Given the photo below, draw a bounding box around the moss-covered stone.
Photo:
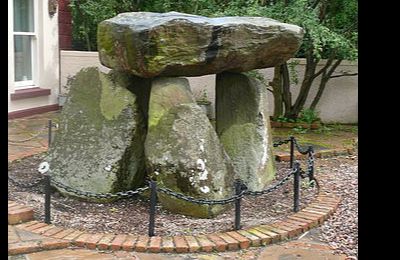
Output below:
[145,82,234,217]
[147,77,194,130]
[216,72,275,191]
[97,11,303,77]
[46,67,150,201]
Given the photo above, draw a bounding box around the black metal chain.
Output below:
[8,174,44,188]
[273,138,291,147]
[307,149,315,176]
[10,130,318,205]
[244,168,296,196]
[292,138,312,154]
[306,149,319,188]
[156,166,298,204]
[8,123,58,143]
[299,168,308,179]
[50,178,149,200]
[156,186,246,205]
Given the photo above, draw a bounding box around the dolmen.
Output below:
[47,11,303,218]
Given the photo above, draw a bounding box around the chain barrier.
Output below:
[10,134,316,205]
[50,178,149,200]
[288,137,318,187]
[10,137,314,204]
[273,138,291,147]
[299,168,308,179]
[156,186,247,205]
[9,117,320,234]
[306,148,319,189]
[8,123,58,144]
[8,174,44,188]
[292,138,312,154]
[38,166,298,205]
[244,168,296,196]
[307,149,315,176]
[156,166,297,204]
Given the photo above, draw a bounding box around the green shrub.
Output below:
[297,109,320,124]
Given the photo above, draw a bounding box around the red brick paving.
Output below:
[8,172,341,255]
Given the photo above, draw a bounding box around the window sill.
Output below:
[10,87,51,101]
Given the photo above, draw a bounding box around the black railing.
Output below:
[10,120,317,237]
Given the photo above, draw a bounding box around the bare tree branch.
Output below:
[330,73,358,79]
[311,49,339,80]
[311,57,333,80]
[327,59,342,74]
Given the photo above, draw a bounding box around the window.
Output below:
[13,0,36,88]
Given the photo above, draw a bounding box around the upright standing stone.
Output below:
[47,67,151,201]
[145,77,234,218]
[147,77,195,130]
[216,72,275,191]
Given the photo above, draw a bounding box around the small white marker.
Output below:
[38,162,50,174]
[200,186,210,193]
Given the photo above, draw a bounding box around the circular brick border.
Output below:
[275,147,355,162]
[9,180,340,254]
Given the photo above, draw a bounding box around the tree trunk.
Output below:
[281,62,292,118]
[309,72,328,111]
[84,22,91,51]
[288,49,338,118]
[310,59,342,110]
[289,50,318,119]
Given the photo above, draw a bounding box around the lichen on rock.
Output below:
[98,11,303,77]
[145,78,234,217]
[216,72,275,191]
[47,67,150,201]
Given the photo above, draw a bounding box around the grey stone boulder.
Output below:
[216,72,275,191]
[47,67,151,201]
[98,11,303,78]
[145,77,234,218]
[147,77,195,131]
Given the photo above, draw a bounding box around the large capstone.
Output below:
[216,72,275,191]
[145,77,234,218]
[98,11,304,78]
[47,67,151,201]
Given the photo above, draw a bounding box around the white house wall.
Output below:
[8,0,59,113]
[60,51,358,123]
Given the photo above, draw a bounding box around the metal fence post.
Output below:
[48,119,52,147]
[148,180,157,237]
[293,162,300,212]
[290,136,295,168]
[234,179,242,230]
[44,174,51,224]
[308,146,315,183]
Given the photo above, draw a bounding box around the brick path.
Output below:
[8,112,350,259]
[8,111,59,162]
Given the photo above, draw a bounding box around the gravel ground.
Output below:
[315,154,358,258]
[8,153,358,258]
[8,154,317,237]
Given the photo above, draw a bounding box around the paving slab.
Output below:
[257,244,347,260]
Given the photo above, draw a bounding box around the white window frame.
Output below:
[12,0,39,90]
